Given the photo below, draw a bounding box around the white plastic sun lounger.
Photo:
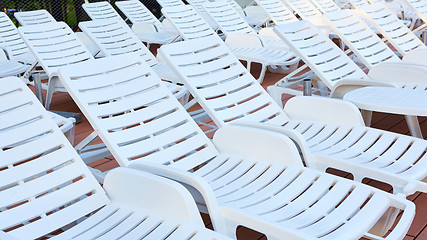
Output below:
[269,19,427,137]
[202,1,288,51]
[0,12,40,82]
[254,0,299,25]
[18,22,95,110]
[78,19,188,104]
[162,5,299,83]
[345,0,418,29]
[14,9,100,56]
[159,34,427,196]
[0,76,230,240]
[323,9,425,70]
[214,0,270,28]
[0,12,36,66]
[82,1,179,47]
[359,3,427,60]
[312,0,343,13]
[18,22,107,166]
[57,52,415,240]
[115,0,178,33]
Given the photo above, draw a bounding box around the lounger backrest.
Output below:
[347,0,369,8]
[404,0,427,23]
[0,12,32,60]
[218,0,243,10]
[186,0,210,13]
[254,0,298,25]
[156,0,185,8]
[162,5,218,40]
[159,35,291,127]
[0,77,108,239]
[285,0,323,19]
[14,9,56,26]
[115,0,162,27]
[58,53,219,170]
[312,0,342,13]
[361,3,426,56]
[18,22,94,76]
[79,20,159,67]
[325,9,401,69]
[274,20,368,89]
[82,1,122,21]
[203,1,257,37]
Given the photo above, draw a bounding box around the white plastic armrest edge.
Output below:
[284,96,365,126]
[126,162,227,233]
[103,167,204,224]
[213,123,304,166]
[224,121,314,167]
[225,34,263,48]
[131,22,158,33]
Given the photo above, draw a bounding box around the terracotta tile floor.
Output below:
[42,60,427,240]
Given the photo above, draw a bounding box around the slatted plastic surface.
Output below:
[14,9,56,26]
[161,34,427,194]
[285,0,324,19]
[221,0,243,10]
[313,0,342,13]
[59,53,415,240]
[361,3,427,56]
[404,0,427,23]
[274,20,368,89]
[0,77,227,240]
[0,77,109,239]
[159,35,290,126]
[18,22,94,77]
[254,0,299,25]
[82,1,123,21]
[162,5,217,40]
[347,0,370,8]
[325,9,401,69]
[0,12,34,62]
[58,54,218,170]
[203,1,257,37]
[156,0,186,8]
[79,20,159,67]
[115,0,162,26]
[186,0,210,13]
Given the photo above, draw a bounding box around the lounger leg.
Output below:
[257,64,267,84]
[405,115,422,138]
[45,76,58,110]
[361,110,372,127]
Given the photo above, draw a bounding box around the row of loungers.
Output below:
[2,0,427,239]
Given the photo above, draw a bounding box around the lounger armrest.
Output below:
[381,201,415,240]
[243,6,266,17]
[284,96,365,126]
[330,78,397,98]
[213,123,304,165]
[127,162,228,233]
[131,22,158,34]
[368,62,427,87]
[225,121,315,167]
[402,48,427,66]
[103,167,204,224]
[225,34,263,48]
[258,27,278,39]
